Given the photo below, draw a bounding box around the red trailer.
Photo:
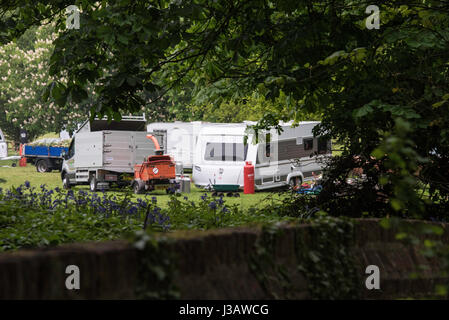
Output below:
[132,135,177,194]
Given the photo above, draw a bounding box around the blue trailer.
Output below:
[23,145,69,173]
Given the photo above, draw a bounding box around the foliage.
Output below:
[131,231,180,299]
[371,118,428,217]
[2,0,449,218]
[165,192,294,230]
[380,217,449,298]
[255,190,322,220]
[0,183,169,251]
[0,25,92,141]
[0,182,293,251]
[186,91,320,123]
[295,216,361,299]
[249,223,295,299]
[249,216,361,299]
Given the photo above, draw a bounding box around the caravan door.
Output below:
[255,130,280,187]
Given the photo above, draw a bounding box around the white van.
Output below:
[192,121,331,190]
[61,116,157,191]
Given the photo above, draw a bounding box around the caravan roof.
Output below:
[198,121,321,136]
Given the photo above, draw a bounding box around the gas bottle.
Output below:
[244,161,255,194]
[19,144,27,167]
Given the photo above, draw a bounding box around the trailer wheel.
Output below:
[132,181,145,194]
[89,176,98,192]
[36,160,50,173]
[289,177,300,190]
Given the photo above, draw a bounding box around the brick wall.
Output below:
[0,218,447,299]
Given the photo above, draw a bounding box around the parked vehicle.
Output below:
[133,153,177,194]
[23,143,69,172]
[192,121,332,191]
[61,116,157,191]
[0,129,7,159]
[147,121,208,171]
[0,129,20,161]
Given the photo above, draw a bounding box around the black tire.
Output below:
[89,175,97,192]
[62,173,71,190]
[289,177,300,189]
[133,181,144,194]
[36,160,50,173]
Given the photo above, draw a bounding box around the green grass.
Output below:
[0,161,275,210]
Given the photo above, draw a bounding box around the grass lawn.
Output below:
[0,159,278,211]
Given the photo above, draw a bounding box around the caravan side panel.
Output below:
[0,129,7,159]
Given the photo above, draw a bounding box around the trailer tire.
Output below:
[132,180,145,194]
[89,175,98,192]
[289,176,301,190]
[36,159,50,173]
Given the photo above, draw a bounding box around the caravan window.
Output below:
[304,138,313,150]
[318,137,329,154]
[204,142,248,161]
[265,133,271,158]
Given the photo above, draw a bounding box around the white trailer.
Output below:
[147,121,208,170]
[0,129,7,159]
[0,129,20,161]
[61,116,156,191]
[192,121,331,190]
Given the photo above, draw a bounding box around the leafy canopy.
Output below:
[2,0,449,216]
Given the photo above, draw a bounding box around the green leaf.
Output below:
[353,104,373,118]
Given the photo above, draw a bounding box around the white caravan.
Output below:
[0,129,20,161]
[192,121,331,190]
[0,129,7,159]
[147,121,208,170]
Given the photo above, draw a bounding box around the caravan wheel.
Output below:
[289,177,300,190]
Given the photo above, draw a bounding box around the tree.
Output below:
[1,1,449,217]
[0,24,92,141]
[186,91,320,123]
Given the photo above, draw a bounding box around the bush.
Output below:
[0,183,169,251]
[0,183,296,251]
